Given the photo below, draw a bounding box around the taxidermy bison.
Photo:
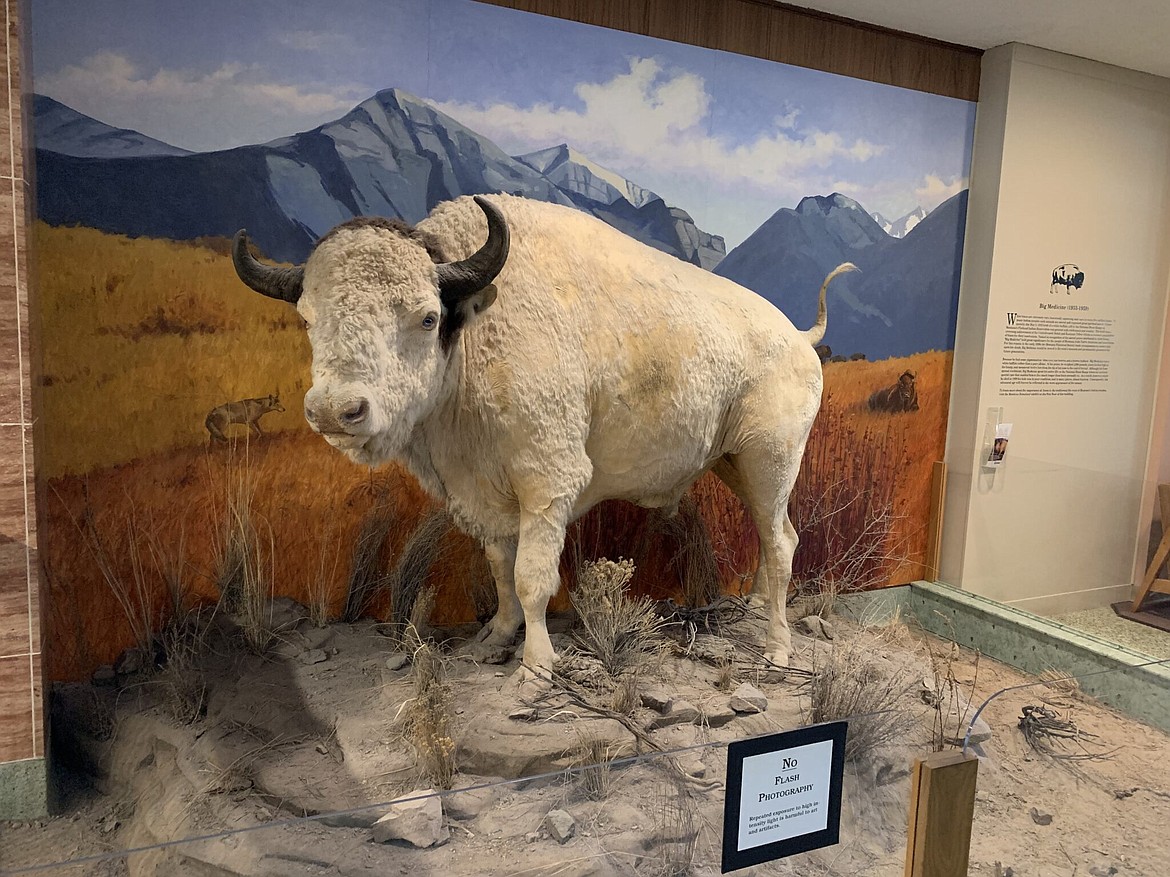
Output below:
[230,194,857,677]
[868,370,920,413]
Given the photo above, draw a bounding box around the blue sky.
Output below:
[30,0,975,248]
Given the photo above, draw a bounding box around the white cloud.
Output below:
[915,173,966,210]
[36,52,370,151]
[433,57,884,196]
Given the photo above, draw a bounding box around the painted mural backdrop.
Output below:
[29,0,975,679]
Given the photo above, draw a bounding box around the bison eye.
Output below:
[422,312,438,331]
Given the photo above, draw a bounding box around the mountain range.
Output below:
[31,89,723,268]
[31,91,964,358]
[871,206,927,238]
[715,191,966,359]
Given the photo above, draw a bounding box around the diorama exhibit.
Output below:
[2,0,1170,875]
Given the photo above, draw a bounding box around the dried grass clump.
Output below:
[403,639,456,790]
[649,496,721,610]
[571,558,668,677]
[609,673,640,716]
[210,446,275,653]
[646,766,700,877]
[805,637,919,763]
[158,608,212,724]
[566,732,614,801]
[342,499,397,623]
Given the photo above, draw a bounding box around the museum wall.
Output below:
[941,43,1170,614]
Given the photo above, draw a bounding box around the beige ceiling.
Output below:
[786,0,1170,81]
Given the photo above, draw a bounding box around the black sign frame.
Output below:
[721,720,848,873]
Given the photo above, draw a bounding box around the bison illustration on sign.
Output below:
[230,194,856,677]
[1051,263,1084,294]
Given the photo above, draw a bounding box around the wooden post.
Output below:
[904,750,978,877]
[924,461,947,580]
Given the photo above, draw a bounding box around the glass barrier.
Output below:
[6,598,1168,876]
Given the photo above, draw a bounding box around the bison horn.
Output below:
[231,230,304,304]
[435,195,510,305]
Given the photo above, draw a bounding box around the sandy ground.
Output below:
[2,601,1168,877]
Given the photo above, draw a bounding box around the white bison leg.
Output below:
[475,538,523,647]
[513,505,570,681]
[716,450,798,668]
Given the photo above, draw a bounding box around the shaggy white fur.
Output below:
[291,193,856,676]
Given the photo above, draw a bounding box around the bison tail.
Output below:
[803,262,859,347]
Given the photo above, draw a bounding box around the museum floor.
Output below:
[1052,607,1170,658]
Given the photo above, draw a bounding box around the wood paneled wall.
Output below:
[478,0,982,101]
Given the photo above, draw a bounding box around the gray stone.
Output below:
[372,789,448,847]
[301,626,335,651]
[113,647,148,676]
[702,698,737,728]
[729,682,768,714]
[384,652,410,671]
[268,597,307,632]
[299,648,329,666]
[1029,807,1053,826]
[648,700,701,729]
[508,707,539,722]
[544,808,576,843]
[639,687,674,714]
[1089,867,1118,877]
[445,781,498,820]
[794,615,835,640]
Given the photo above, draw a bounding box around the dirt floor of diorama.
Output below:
[3,596,1170,877]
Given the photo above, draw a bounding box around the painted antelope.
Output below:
[205,394,285,445]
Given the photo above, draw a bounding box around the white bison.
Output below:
[230,194,856,678]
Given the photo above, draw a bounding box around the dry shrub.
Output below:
[715,658,738,692]
[403,640,456,790]
[571,558,668,677]
[805,636,919,763]
[790,402,912,610]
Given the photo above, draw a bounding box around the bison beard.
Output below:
[229,194,857,684]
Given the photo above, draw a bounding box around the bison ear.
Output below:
[439,283,498,352]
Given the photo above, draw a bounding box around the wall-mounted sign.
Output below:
[721,721,848,873]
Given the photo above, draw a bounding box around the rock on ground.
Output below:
[729,682,768,714]
[544,808,576,843]
[372,789,448,848]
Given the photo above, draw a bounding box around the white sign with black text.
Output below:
[722,722,847,873]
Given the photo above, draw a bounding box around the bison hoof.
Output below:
[763,650,790,671]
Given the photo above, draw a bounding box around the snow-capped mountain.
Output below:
[516,144,658,209]
[871,205,928,238]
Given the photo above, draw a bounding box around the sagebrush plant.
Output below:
[404,638,456,790]
[571,558,668,677]
[805,635,919,763]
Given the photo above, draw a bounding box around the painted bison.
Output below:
[230,194,857,677]
[868,371,919,413]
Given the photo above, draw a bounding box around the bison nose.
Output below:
[340,399,369,426]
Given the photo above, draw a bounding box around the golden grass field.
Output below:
[34,223,952,681]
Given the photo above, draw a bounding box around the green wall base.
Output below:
[0,756,48,821]
[839,581,1170,734]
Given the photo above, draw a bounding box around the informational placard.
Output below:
[721,722,848,873]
